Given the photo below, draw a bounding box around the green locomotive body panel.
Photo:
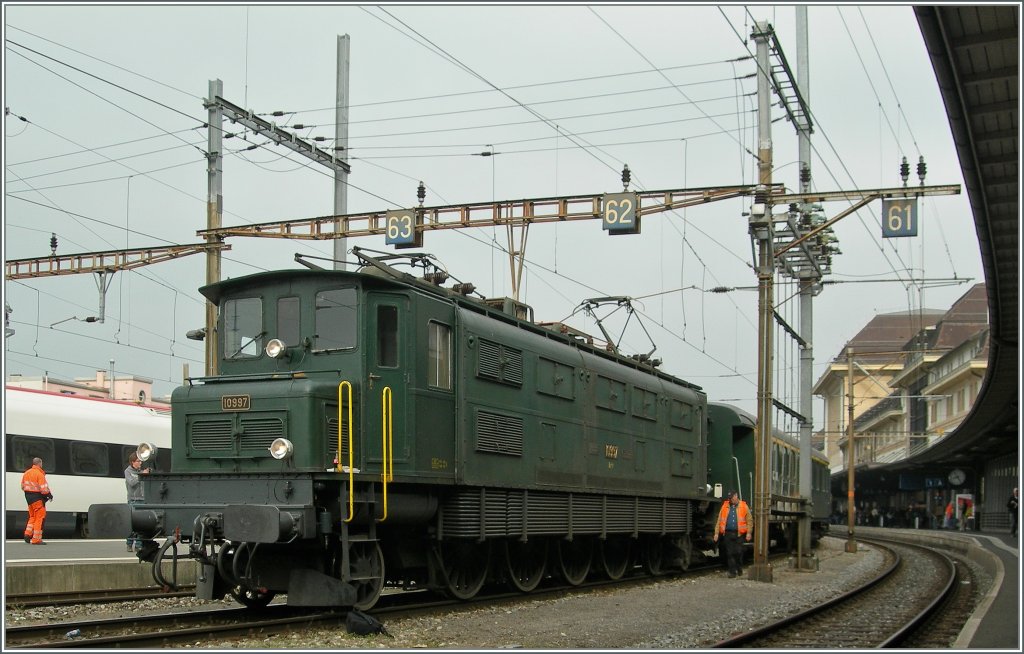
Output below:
[454,306,707,500]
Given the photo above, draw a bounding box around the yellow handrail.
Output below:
[338,381,355,523]
[378,386,393,522]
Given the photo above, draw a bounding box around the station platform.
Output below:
[4,539,196,596]
[855,526,1019,649]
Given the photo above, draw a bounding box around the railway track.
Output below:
[5,586,196,608]
[712,537,958,648]
[5,558,733,648]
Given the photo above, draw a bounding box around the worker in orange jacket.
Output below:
[712,490,752,578]
[21,457,53,545]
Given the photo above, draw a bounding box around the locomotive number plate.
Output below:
[222,394,251,411]
[605,444,619,459]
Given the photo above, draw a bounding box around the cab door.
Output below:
[365,293,411,477]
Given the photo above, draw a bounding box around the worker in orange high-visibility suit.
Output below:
[21,457,53,545]
[712,490,752,578]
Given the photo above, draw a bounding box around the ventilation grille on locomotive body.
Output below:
[476,411,524,456]
[325,413,350,464]
[189,416,284,452]
[440,488,690,539]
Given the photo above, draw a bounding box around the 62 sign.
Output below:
[881,198,918,238]
[385,209,423,248]
[602,192,641,235]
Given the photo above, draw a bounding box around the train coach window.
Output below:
[224,297,264,359]
[428,321,452,390]
[121,445,138,467]
[277,297,301,345]
[315,288,357,351]
[10,436,55,472]
[70,442,109,476]
[377,305,398,367]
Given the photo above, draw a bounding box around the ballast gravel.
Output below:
[3,535,988,649]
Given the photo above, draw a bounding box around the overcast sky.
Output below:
[3,3,983,429]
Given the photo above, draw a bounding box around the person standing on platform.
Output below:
[21,457,52,545]
[713,490,752,578]
[124,452,149,552]
[1008,487,1019,538]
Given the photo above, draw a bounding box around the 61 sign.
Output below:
[881,198,918,238]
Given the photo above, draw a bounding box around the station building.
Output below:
[815,284,1013,532]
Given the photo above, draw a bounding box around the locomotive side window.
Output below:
[277,297,300,346]
[70,441,109,476]
[314,288,357,351]
[428,321,452,390]
[377,305,398,367]
[224,297,264,359]
[10,436,55,472]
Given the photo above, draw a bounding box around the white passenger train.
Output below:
[4,386,171,539]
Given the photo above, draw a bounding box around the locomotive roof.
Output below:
[200,266,704,393]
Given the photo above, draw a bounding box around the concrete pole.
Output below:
[750,20,774,583]
[846,347,858,553]
[205,79,223,376]
[796,5,816,568]
[333,35,351,269]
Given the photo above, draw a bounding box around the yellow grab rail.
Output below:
[378,386,394,522]
[338,381,355,523]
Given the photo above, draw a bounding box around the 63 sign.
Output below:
[881,198,918,238]
[385,209,423,248]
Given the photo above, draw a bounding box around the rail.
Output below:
[378,387,394,522]
[338,381,355,522]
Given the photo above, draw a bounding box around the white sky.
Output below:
[2,3,984,429]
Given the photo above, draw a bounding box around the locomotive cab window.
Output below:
[428,321,452,390]
[314,287,357,351]
[377,305,398,367]
[223,297,264,359]
[277,296,300,345]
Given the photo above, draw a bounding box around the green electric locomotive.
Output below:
[91,249,715,609]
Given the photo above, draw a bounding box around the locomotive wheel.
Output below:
[350,542,385,611]
[439,540,490,600]
[598,536,631,581]
[230,585,275,609]
[556,537,591,586]
[641,536,665,576]
[503,538,547,593]
[677,534,692,571]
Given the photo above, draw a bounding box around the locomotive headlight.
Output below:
[265,338,287,359]
[269,438,294,460]
[137,442,159,462]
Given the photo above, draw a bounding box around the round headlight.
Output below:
[265,338,287,359]
[137,442,159,462]
[269,438,294,460]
